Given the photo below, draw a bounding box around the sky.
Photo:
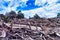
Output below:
[0,0,60,18]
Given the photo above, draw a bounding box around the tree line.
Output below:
[0,10,60,22]
[0,11,24,22]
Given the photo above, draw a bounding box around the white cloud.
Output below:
[47,0,58,4]
[35,0,58,6]
[0,0,60,18]
[21,0,28,2]
[35,0,47,6]
[22,9,52,18]
[35,0,42,6]
[0,0,28,13]
[4,0,11,1]
[22,2,60,18]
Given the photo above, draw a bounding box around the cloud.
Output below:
[22,1,60,18]
[0,0,60,18]
[22,7,57,18]
[35,0,47,6]
[0,0,28,13]
[4,0,14,1]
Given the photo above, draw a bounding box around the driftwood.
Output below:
[0,18,60,40]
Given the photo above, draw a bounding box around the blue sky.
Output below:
[0,0,60,18]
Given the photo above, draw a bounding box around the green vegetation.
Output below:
[33,14,40,19]
[2,10,60,22]
[16,11,24,19]
[29,14,40,19]
[57,13,60,18]
[0,10,25,22]
[0,10,60,23]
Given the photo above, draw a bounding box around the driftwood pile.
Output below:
[0,18,60,40]
[7,28,54,40]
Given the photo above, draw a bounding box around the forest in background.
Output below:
[0,10,60,23]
